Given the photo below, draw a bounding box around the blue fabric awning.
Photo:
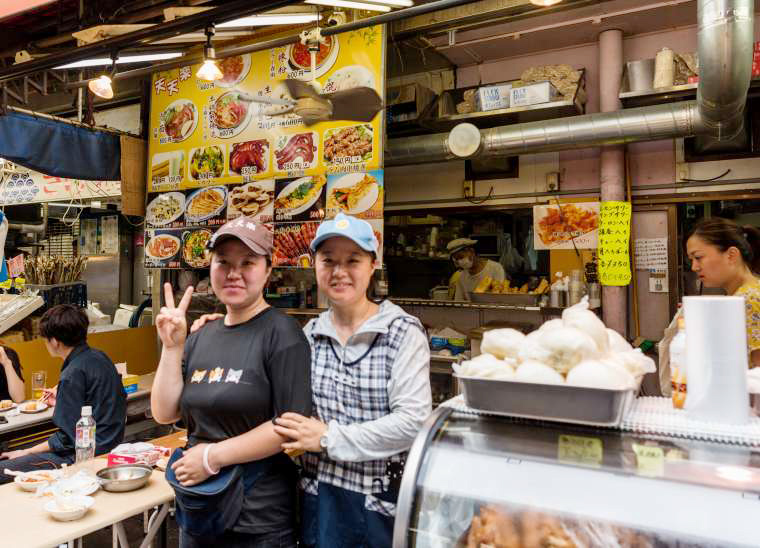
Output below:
[0,110,120,181]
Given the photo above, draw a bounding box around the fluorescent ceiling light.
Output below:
[55,52,182,69]
[530,0,563,5]
[304,0,391,12]
[217,14,320,28]
[361,0,413,6]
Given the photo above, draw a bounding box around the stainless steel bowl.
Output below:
[97,464,153,492]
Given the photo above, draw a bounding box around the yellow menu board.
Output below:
[144,26,386,269]
[598,201,632,286]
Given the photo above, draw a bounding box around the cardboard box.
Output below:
[510,81,560,107]
[108,443,169,467]
[122,374,139,394]
[476,83,512,111]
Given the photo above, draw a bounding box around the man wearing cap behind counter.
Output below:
[447,238,506,301]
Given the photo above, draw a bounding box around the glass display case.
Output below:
[394,406,760,547]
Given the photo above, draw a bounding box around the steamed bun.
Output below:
[481,328,525,361]
[454,353,515,380]
[606,328,633,353]
[613,349,655,377]
[537,326,599,374]
[566,359,636,390]
[514,360,565,385]
[563,302,609,354]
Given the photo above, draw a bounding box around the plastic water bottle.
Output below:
[75,406,96,463]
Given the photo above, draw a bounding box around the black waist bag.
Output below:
[165,448,272,537]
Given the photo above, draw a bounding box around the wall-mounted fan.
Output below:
[248,29,383,125]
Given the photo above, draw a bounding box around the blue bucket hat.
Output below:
[310,213,378,254]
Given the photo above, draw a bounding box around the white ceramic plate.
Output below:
[146,192,185,227]
[215,54,251,88]
[159,99,198,143]
[44,495,94,521]
[184,186,227,223]
[0,402,17,412]
[19,401,48,414]
[276,177,322,217]
[329,173,379,215]
[145,234,181,261]
[14,470,62,491]
[323,65,375,94]
[43,475,100,498]
[211,92,253,139]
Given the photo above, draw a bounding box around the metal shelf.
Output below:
[427,98,584,132]
[391,297,542,312]
[619,83,698,108]
[619,79,760,108]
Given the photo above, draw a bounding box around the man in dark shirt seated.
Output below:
[0,305,127,483]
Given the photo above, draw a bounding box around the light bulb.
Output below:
[530,0,563,5]
[88,75,113,99]
[196,59,223,82]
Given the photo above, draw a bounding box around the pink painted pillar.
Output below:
[598,28,627,335]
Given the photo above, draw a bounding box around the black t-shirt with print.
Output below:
[181,306,312,535]
[0,347,23,401]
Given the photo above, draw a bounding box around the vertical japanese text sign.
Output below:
[598,201,632,286]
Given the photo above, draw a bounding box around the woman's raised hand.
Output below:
[156,283,193,350]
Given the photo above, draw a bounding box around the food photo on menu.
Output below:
[229,139,270,176]
[323,124,373,165]
[145,191,185,229]
[189,145,225,181]
[326,170,383,219]
[159,99,198,143]
[150,151,185,187]
[144,229,182,268]
[184,186,227,226]
[286,35,337,77]
[274,132,318,172]
[274,175,326,223]
[533,202,599,250]
[215,54,251,88]
[273,222,318,268]
[227,179,275,222]
[211,91,253,138]
[181,227,216,269]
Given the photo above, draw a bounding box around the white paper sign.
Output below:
[634,238,668,270]
[649,270,668,293]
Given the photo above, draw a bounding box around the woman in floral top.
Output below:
[687,218,760,366]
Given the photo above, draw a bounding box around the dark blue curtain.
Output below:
[0,110,120,181]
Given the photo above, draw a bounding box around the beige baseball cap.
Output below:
[207,216,273,256]
[447,238,478,257]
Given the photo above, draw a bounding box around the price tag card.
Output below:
[558,435,603,468]
[598,201,632,286]
[633,443,665,477]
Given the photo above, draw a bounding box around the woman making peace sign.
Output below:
[151,217,311,548]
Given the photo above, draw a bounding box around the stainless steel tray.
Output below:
[455,375,635,427]
[468,292,541,306]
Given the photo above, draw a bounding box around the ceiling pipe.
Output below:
[0,0,300,84]
[8,203,48,234]
[697,0,754,140]
[387,0,754,165]
[388,102,706,164]
[63,0,480,90]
